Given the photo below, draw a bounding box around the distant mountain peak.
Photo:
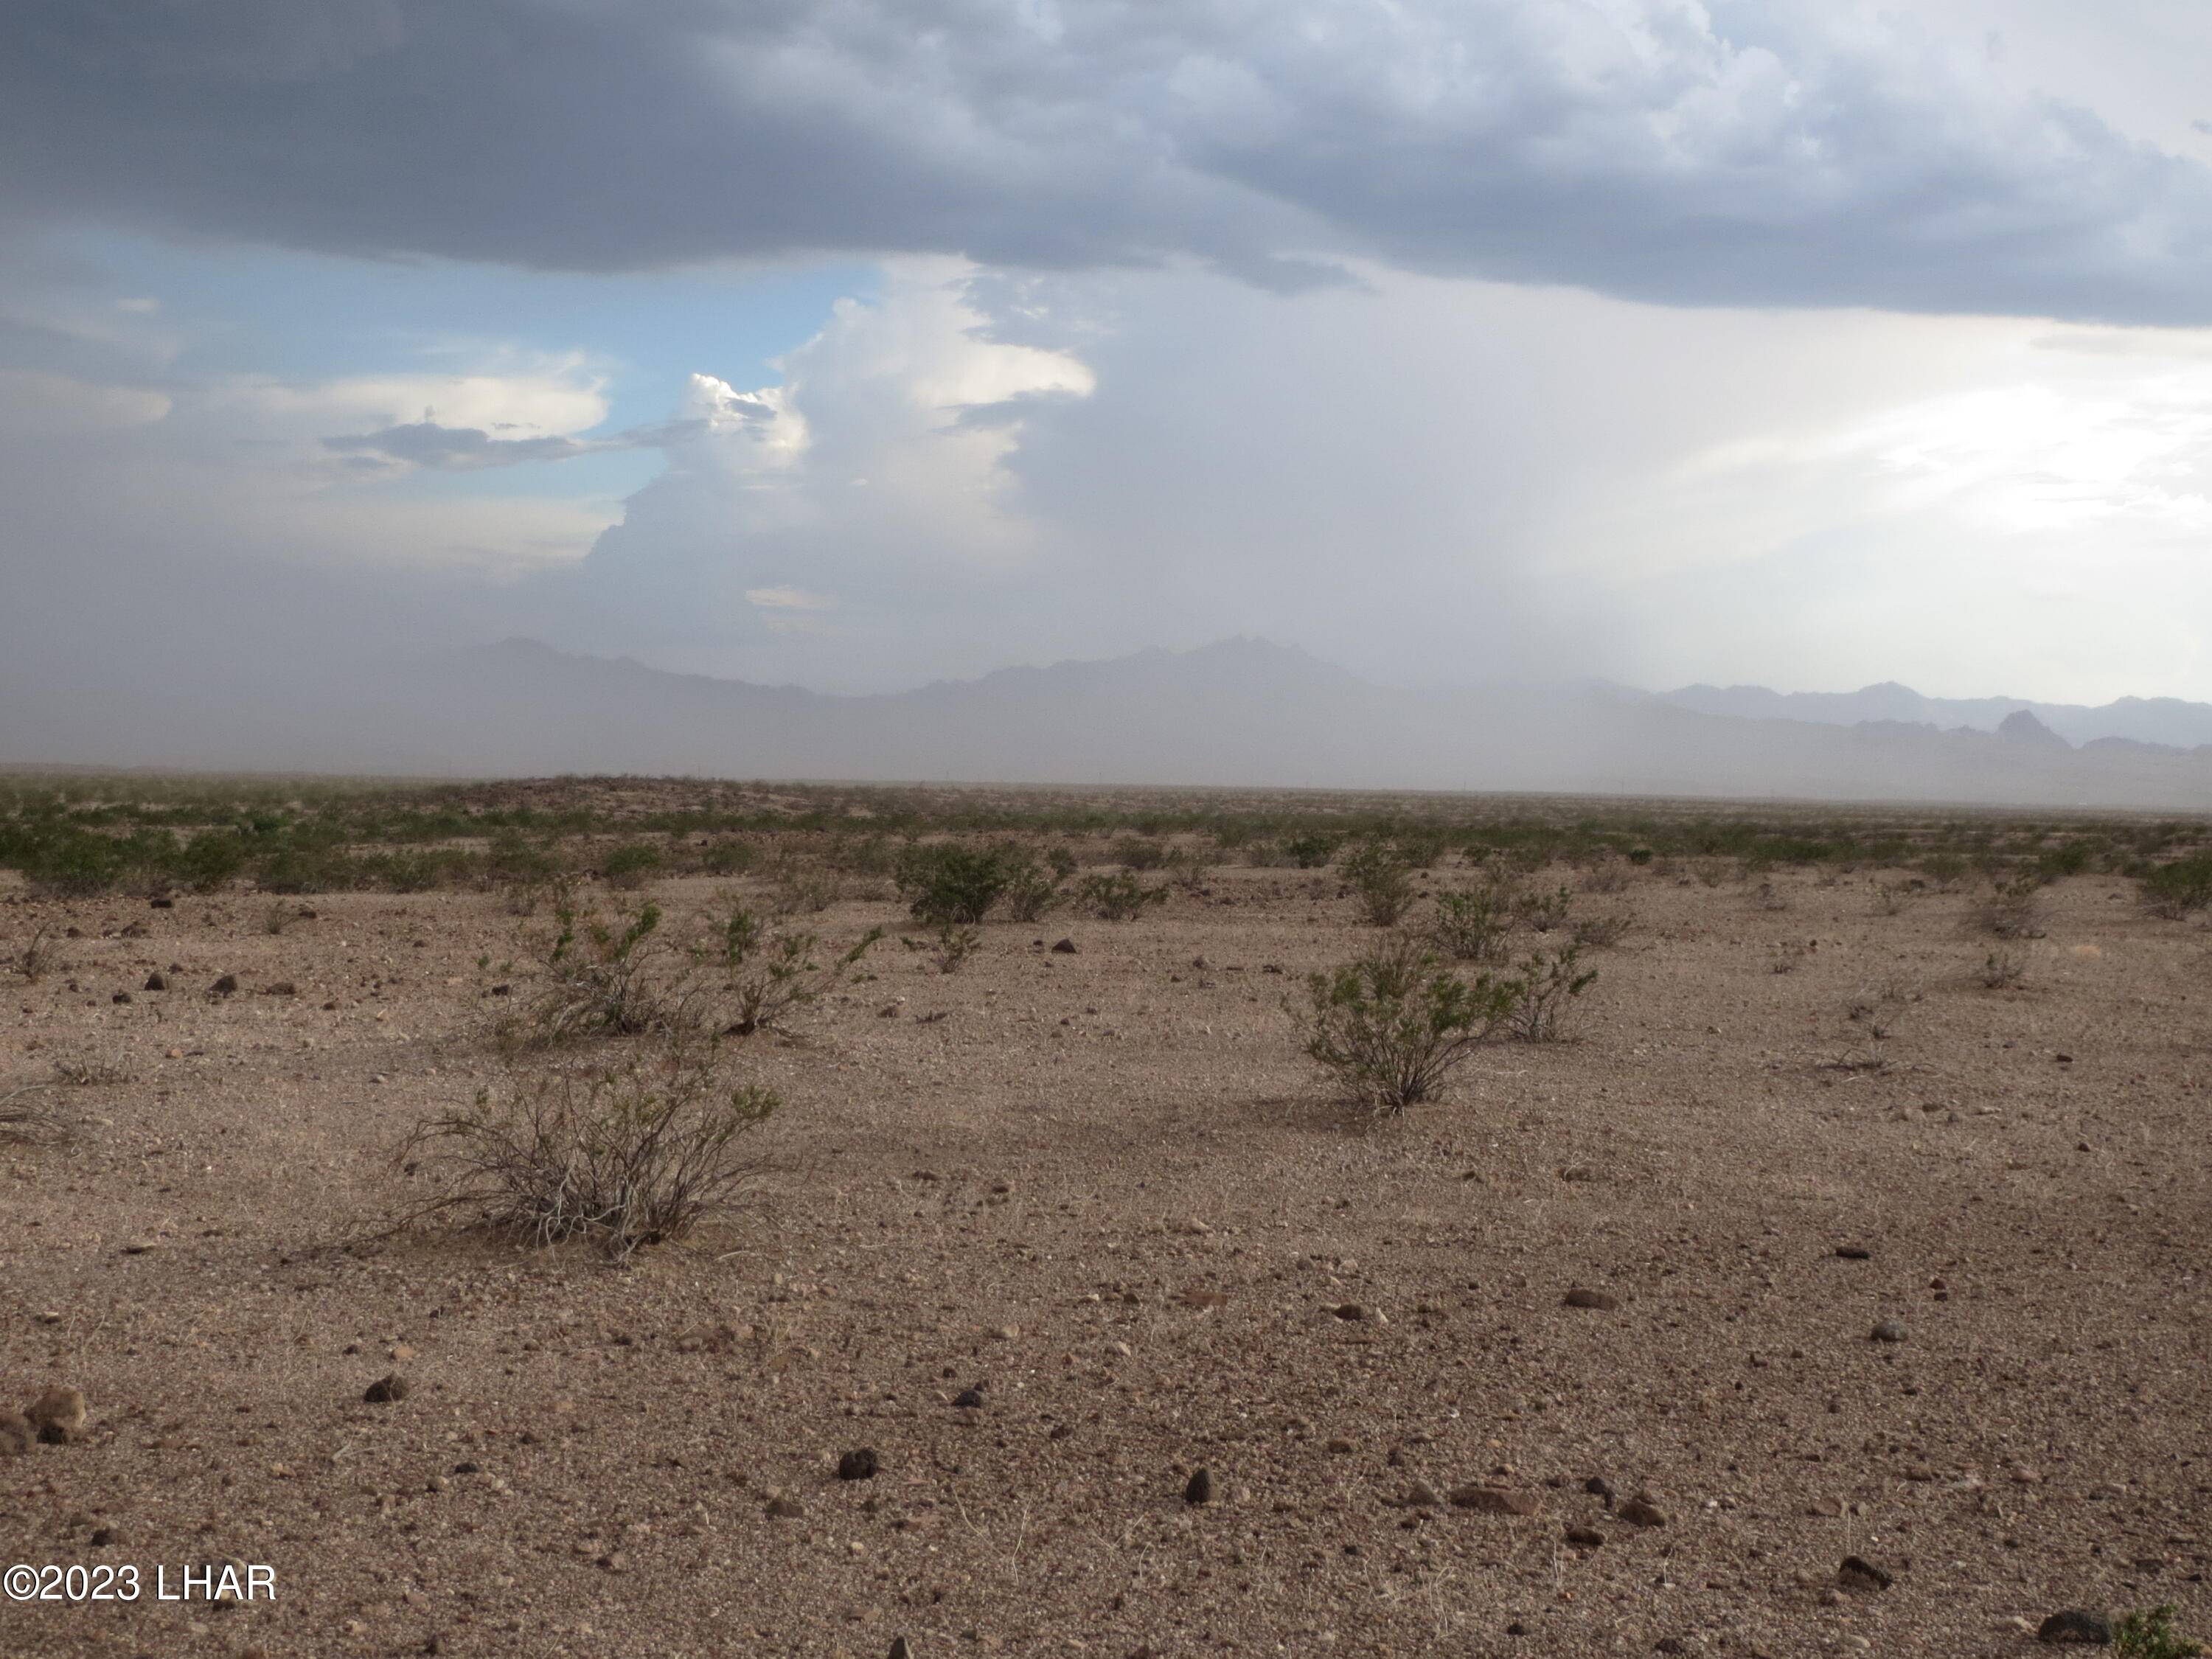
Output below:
[1997,709,2069,749]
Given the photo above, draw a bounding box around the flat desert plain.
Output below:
[4,791,2210,1658]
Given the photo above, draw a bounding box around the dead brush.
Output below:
[13,924,60,982]
[397,1038,777,1262]
[1978,874,2047,940]
[1,1083,72,1146]
[50,1056,132,1087]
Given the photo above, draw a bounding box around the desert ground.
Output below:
[3,779,2209,1658]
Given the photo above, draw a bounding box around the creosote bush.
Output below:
[1506,945,1598,1041]
[1079,871,1169,921]
[1341,839,1417,927]
[1302,936,1516,1113]
[710,897,880,1035]
[1430,882,1512,963]
[897,842,1023,925]
[400,1038,776,1261]
[2140,853,2212,920]
[519,894,699,1047]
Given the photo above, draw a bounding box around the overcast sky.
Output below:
[5,0,2212,704]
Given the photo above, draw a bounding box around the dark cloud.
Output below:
[323,417,700,470]
[6,0,2212,321]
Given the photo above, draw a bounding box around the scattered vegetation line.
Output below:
[1,773,2203,900]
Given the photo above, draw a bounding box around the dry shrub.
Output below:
[400,1040,776,1261]
[713,898,881,1034]
[0,1083,72,1146]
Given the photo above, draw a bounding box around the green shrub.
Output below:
[174,832,248,893]
[399,1037,776,1261]
[1302,937,1516,1113]
[1430,882,1512,963]
[2141,852,2212,919]
[1284,831,1342,869]
[601,841,665,891]
[999,851,1066,922]
[1079,871,1169,921]
[2115,1605,2203,1659]
[522,897,696,1046]
[712,898,880,1034]
[1342,839,1417,927]
[1506,946,1597,1042]
[896,842,1019,925]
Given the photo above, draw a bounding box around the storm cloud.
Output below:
[7,0,2212,321]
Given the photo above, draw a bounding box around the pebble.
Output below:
[1051,939,1079,953]
[1834,1245,1871,1259]
[2036,1609,2114,1644]
[25,1386,87,1445]
[1401,1481,1441,1508]
[1871,1319,1907,1343]
[1183,1468,1213,1506]
[1565,1525,1604,1547]
[210,973,238,995]
[953,1388,986,1410]
[763,1495,804,1520]
[1332,1303,1366,1321]
[0,1411,32,1458]
[1617,1495,1667,1528]
[1584,1476,1615,1503]
[362,1374,409,1405]
[1562,1287,1619,1311]
[837,1447,881,1481]
[888,1640,913,1659]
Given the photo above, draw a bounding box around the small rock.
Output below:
[888,1640,914,1659]
[1332,1302,1366,1321]
[88,1526,119,1547]
[0,1411,33,1458]
[2036,1610,2114,1645]
[1835,1245,1872,1259]
[1450,1485,1540,1516]
[1565,1523,1604,1547]
[210,973,238,995]
[1584,1475,1616,1503]
[1051,939,1079,954]
[1617,1495,1667,1528]
[1837,1556,1893,1593]
[362,1374,410,1405]
[763,1495,805,1520]
[111,991,131,1004]
[1871,1319,1907,1343]
[1324,1436,1355,1455]
[26,1387,87,1444]
[143,973,167,991]
[1184,1467,1213,1506]
[837,1447,881,1481]
[1563,1287,1619,1311]
[262,981,296,997]
[1401,1481,1441,1508]
[953,1388,986,1409]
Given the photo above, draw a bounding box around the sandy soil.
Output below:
[4,840,2210,1658]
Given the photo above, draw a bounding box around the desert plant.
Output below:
[1341,839,1417,927]
[0,1082,70,1145]
[2114,1605,2203,1659]
[2140,852,2212,920]
[13,924,60,982]
[1979,874,2046,939]
[927,922,981,974]
[1079,871,1169,921]
[601,841,665,891]
[1979,948,2026,990]
[1506,946,1597,1042]
[262,900,298,936]
[399,1039,776,1261]
[1430,883,1512,963]
[1302,936,1516,1113]
[1284,831,1341,869]
[1514,882,1576,933]
[712,899,880,1036]
[1571,912,1633,950]
[998,850,1068,922]
[897,843,1020,925]
[521,896,698,1046]
[50,1056,131,1087]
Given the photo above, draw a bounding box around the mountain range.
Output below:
[8,636,2212,809]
